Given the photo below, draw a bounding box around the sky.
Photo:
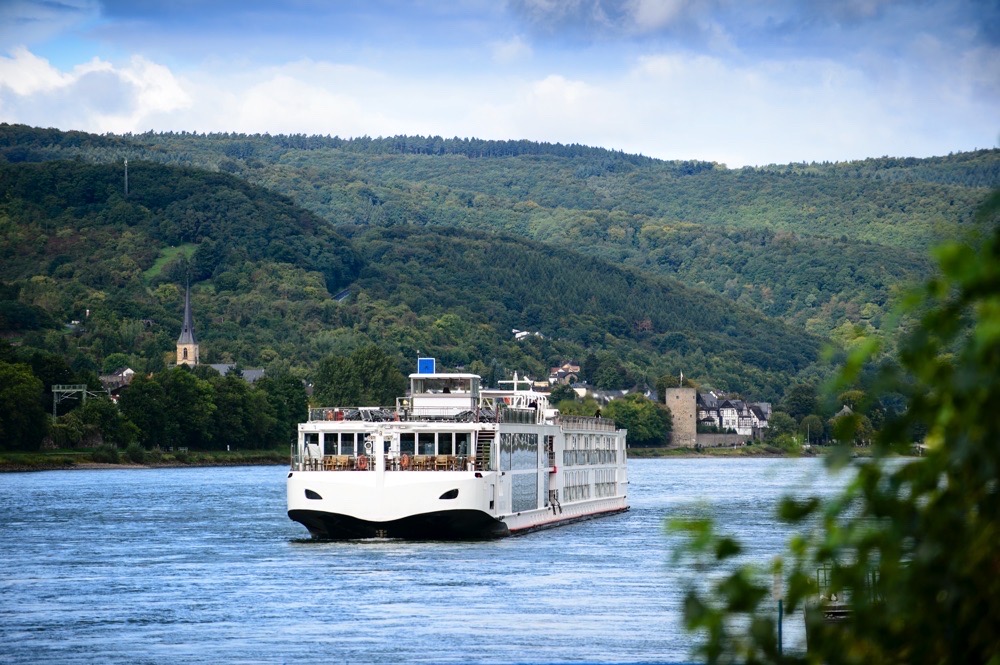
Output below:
[0,0,997,167]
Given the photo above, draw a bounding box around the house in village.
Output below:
[99,367,136,400]
[548,361,581,385]
[696,391,770,437]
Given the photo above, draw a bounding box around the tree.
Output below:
[209,373,277,450]
[102,352,131,374]
[0,360,48,450]
[256,372,308,446]
[781,382,818,422]
[672,193,1000,664]
[799,414,823,444]
[766,411,796,439]
[656,372,696,397]
[581,353,599,384]
[835,389,865,410]
[548,383,577,404]
[603,393,671,447]
[75,398,139,448]
[158,367,216,449]
[557,396,600,417]
[313,344,405,407]
[119,374,169,449]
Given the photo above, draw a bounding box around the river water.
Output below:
[0,458,851,663]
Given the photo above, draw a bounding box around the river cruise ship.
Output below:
[287,363,629,539]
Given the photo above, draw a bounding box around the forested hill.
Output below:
[0,160,361,292]
[4,124,994,349]
[347,225,820,392]
[0,157,822,400]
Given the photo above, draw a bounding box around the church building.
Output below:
[176,284,200,366]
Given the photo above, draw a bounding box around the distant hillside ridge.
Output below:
[4,123,994,350]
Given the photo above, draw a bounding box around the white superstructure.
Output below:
[287,367,629,539]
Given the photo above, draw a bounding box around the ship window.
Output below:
[304,433,319,447]
[323,433,337,456]
[455,432,470,456]
[418,432,435,455]
[400,433,415,455]
[437,433,454,455]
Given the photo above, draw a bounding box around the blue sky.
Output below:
[0,0,996,166]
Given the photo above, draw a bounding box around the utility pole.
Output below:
[124,158,129,197]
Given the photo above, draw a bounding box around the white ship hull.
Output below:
[288,469,628,539]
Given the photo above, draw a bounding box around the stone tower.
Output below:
[176,284,199,366]
[664,387,697,447]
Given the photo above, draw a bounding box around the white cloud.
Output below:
[0,43,995,167]
[0,46,71,95]
[120,57,190,118]
[0,49,190,133]
[627,0,689,33]
[492,35,533,64]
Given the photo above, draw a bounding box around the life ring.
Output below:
[400,453,411,470]
[356,455,368,470]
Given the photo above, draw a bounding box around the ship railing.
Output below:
[308,407,399,422]
[558,415,617,432]
[292,454,481,472]
[403,406,484,422]
[498,407,541,425]
[308,406,492,423]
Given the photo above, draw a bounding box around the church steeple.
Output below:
[176,283,199,366]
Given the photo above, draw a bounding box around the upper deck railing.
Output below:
[558,415,618,432]
[308,406,496,423]
[305,406,619,430]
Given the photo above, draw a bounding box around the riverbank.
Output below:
[629,444,873,458]
[0,448,288,472]
[3,444,876,471]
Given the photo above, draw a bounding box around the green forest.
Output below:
[1,123,997,453]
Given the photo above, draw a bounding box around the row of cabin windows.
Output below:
[400,432,471,456]
[563,469,617,501]
[566,434,620,450]
[304,432,473,457]
[563,449,618,466]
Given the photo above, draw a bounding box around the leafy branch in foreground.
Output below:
[671,191,1000,664]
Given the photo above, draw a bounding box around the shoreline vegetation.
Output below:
[0,448,289,473]
[1,444,881,472]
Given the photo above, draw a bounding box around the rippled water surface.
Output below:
[0,458,852,663]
